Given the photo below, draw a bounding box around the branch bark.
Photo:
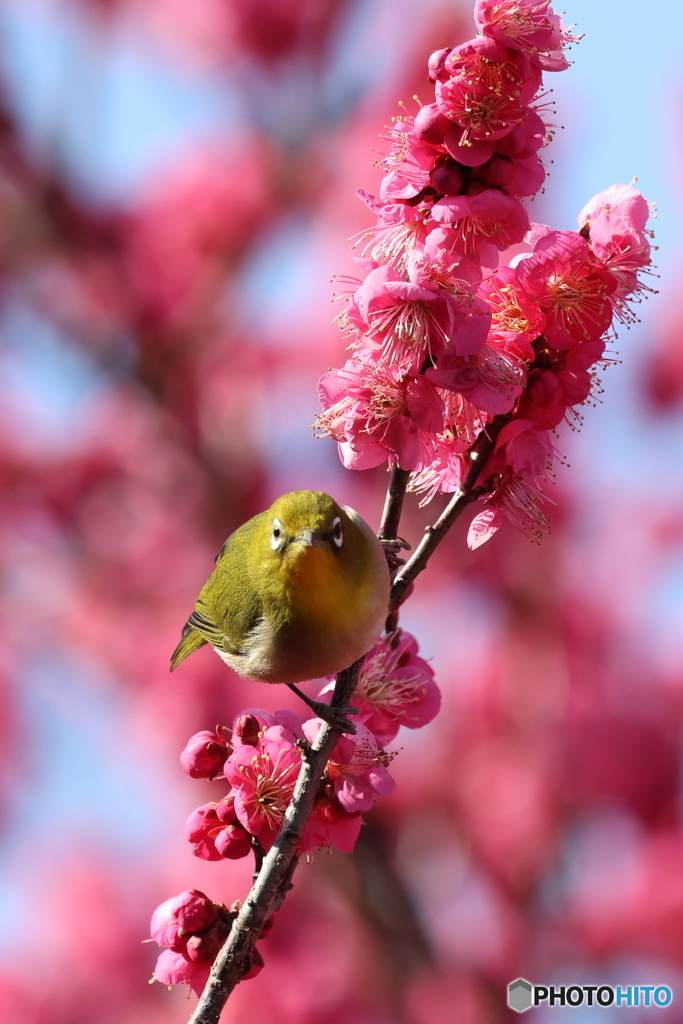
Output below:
[187,657,365,1024]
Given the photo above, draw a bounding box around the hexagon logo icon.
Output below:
[508,978,533,1013]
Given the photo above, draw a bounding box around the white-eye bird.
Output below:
[170,491,390,727]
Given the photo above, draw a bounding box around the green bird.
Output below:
[170,491,390,726]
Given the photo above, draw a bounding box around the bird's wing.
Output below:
[198,512,268,655]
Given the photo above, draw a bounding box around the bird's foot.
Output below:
[307,700,358,735]
[379,536,411,573]
[286,684,357,734]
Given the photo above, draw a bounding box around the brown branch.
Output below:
[390,413,509,610]
[378,465,411,542]
[187,657,365,1024]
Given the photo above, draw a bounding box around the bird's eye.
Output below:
[271,518,283,550]
[332,516,343,548]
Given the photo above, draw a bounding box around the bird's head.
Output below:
[266,491,347,563]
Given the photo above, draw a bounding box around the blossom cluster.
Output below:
[149,630,440,989]
[315,0,652,545]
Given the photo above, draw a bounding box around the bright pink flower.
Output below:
[515,230,616,348]
[303,792,363,854]
[185,803,227,861]
[185,796,252,861]
[428,47,452,83]
[408,438,469,504]
[231,707,306,745]
[436,79,524,146]
[336,630,441,746]
[487,470,550,541]
[478,266,544,350]
[578,185,652,323]
[315,359,443,471]
[474,0,578,65]
[432,191,530,266]
[224,728,302,849]
[302,720,396,814]
[496,420,553,477]
[348,264,473,373]
[180,727,231,780]
[445,36,541,104]
[427,334,527,414]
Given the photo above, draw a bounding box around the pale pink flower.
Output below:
[489,471,550,541]
[224,728,302,848]
[515,230,616,348]
[468,506,504,549]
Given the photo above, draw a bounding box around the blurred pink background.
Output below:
[0,0,681,1020]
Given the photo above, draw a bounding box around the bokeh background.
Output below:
[0,0,682,1020]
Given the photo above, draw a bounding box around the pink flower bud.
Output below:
[180,728,231,780]
[172,889,216,933]
[214,823,252,860]
[185,931,222,964]
[430,158,468,196]
[233,714,261,746]
[413,103,451,145]
[215,793,239,825]
[477,154,515,188]
[427,48,451,83]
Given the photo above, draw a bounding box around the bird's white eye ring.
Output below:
[332,516,343,548]
[271,518,283,550]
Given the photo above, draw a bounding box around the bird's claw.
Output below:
[380,536,411,572]
[309,700,358,734]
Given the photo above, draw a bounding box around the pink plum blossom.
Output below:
[344,629,441,746]
[224,726,303,849]
[432,191,530,266]
[315,358,443,470]
[515,230,616,348]
[427,334,527,414]
[302,720,396,814]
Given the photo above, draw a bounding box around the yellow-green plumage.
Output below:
[170,491,390,684]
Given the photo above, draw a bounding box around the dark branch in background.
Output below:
[188,410,512,1024]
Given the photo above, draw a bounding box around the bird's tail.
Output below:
[170,623,207,671]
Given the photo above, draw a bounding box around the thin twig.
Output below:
[378,465,411,542]
[187,658,365,1024]
[390,413,509,609]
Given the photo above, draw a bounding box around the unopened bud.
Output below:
[180,728,231,779]
[233,714,261,746]
[427,48,451,83]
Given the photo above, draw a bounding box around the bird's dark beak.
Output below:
[295,529,324,548]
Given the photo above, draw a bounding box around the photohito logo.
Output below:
[507,980,673,1012]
